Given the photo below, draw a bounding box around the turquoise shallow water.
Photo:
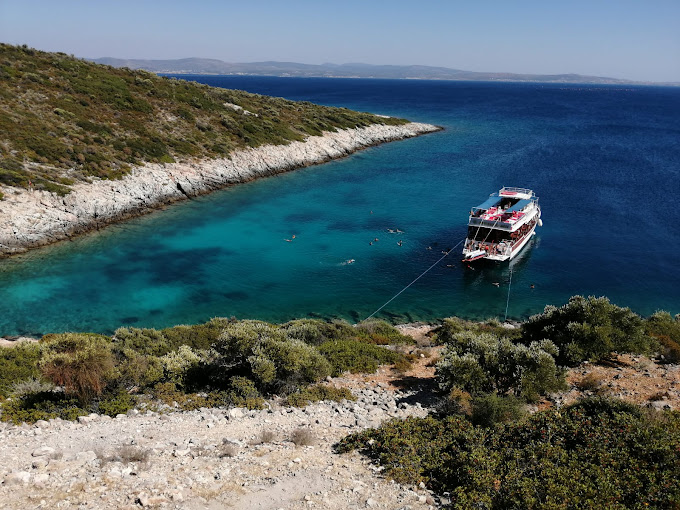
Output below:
[1,79,679,335]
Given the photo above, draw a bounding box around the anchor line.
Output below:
[504,267,513,321]
[363,238,464,321]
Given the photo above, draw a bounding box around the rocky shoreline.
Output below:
[0,122,440,257]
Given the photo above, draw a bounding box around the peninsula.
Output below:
[0,44,439,256]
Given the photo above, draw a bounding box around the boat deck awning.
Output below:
[474,193,501,211]
[506,199,531,213]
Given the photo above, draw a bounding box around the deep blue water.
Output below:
[1,78,679,336]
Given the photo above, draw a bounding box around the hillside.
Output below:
[91,57,652,85]
[0,44,408,196]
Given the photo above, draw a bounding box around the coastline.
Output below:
[0,122,440,257]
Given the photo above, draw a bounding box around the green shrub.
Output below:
[114,349,164,389]
[97,390,137,417]
[354,319,415,345]
[112,317,230,357]
[336,415,496,495]
[285,384,356,407]
[151,379,264,411]
[211,320,331,392]
[318,339,403,376]
[226,376,265,409]
[111,327,169,356]
[434,317,522,345]
[9,377,55,397]
[0,341,42,398]
[1,391,87,424]
[435,331,566,402]
[646,311,680,363]
[521,295,655,366]
[470,393,526,427]
[39,333,115,404]
[159,344,203,388]
[281,318,357,345]
[336,397,680,508]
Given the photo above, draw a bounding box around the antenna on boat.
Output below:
[503,267,513,322]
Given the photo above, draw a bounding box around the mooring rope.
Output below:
[364,238,465,321]
[504,267,513,321]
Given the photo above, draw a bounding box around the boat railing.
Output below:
[468,217,513,231]
[500,186,534,196]
[464,239,512,257]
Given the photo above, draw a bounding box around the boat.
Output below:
[462,187,542,262]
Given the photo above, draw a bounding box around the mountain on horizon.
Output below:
[90,57,665,85]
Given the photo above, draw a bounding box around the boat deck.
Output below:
[478,207,525,224]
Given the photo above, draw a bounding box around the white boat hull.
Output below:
[483,226,536,261]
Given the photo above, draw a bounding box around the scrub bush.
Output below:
[39,333,115,404]
[435,331,566,402]
[434,317,522,345]
[281,318,356,345]
[0,341,43,398]
[470,393,526,427]
[521,296,655,366]
[211,320,331,392]
[645,311,680,363]
[1,391,87,424]
[97,390,137,417]
[318,339,404,376]
[159,344,203,388]
[284,384,356,407]
[112,317,230,356]
[354,319,414,345]
[336,397,680,508]
[9,377,55,397]
[225,376,265,409]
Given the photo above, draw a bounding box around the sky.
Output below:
[1,0,679,82]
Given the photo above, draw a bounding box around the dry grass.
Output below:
[648,391,670,402]
[95,445,150,466]
[259,429,277,443]
[218,442,239,458]
[290,428,315,447]
[576,373,605,392]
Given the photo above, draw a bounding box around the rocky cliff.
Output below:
[0,122,439,256]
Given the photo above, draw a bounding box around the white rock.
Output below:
[31,458,49,469]
[75,450,97,462]
[5,471,30,485]
[228,408,245,419]
[31,446,55,457]
[32,473,49,487]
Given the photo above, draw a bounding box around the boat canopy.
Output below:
[506,199,531,213]
[474,193,501,211]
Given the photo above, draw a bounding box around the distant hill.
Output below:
[92,57,652,85]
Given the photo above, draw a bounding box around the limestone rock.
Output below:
[0,123,439,256]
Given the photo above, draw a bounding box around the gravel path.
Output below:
[0,378,436,510]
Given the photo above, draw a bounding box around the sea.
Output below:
[1,78,679,336]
